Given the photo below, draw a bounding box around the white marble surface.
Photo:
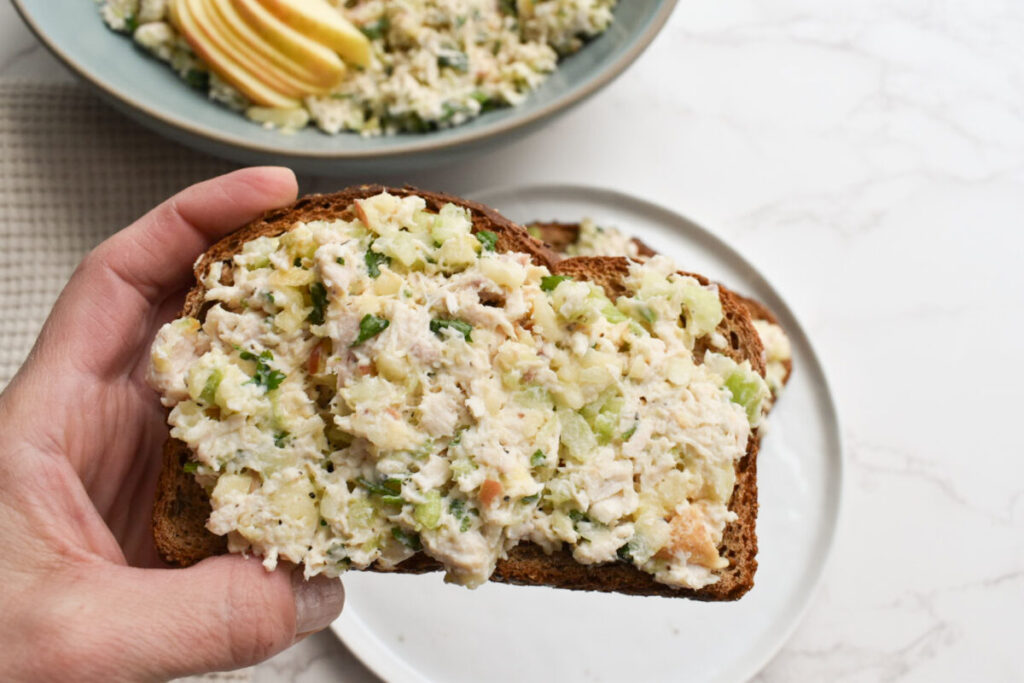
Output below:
[3,0,1023,681]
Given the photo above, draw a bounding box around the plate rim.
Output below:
[331,182,846,683]
[11,0,678,160]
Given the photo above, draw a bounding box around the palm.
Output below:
[0,170,350,681]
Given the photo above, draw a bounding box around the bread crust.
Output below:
[152,187,761,599]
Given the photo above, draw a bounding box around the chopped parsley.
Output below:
[540,274,572,292]
[182,462,199,474]
[616,543,634,562]
[470,90,499,113]
[336,257,345,265]
[274,430,290,448]
[438,51,469,73]
[351,314,390,346]
[450,499,474,532]
[360,17,389,40]
[391,526,422,551]
[357,476,403,505]
[365,248,390,277]
[184,69,209,91]
[530,450,546,467]
[521,493,540,504]
[568,509,590,526]
[307,282,328,325]
[475,230,498,251]
[239,350,286,391]
[622,421,639,441]
[430,318,472,342]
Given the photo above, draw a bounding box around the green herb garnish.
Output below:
[521,493,540,504]
[360,17,389,40]
[274,430,290,448]
[450,499,473,532]
[184,69,209,91]
[622,421,638,441]
[475,230,498,251]
[336,257,345,265]
[616,543,634,562]
[391,526,422,551]
[307,282,328,325]
[182,462,199,474]
[351,314,389,346]
[470,90,499,113]
[530,450,546,467]
[540,274,572,292]
[438,51,469,72]
[430,318,472,342]
[568,509,590,525]
[239,350,286,391]
[365,248,390,278]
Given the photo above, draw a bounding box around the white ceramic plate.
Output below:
[331,185,844,683]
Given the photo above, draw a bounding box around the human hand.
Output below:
[0,168,345,682]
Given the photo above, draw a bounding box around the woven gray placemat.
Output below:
[0,79,238,388]
[0,79,250,682]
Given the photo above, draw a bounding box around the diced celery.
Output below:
[590,411,618,445]
[347,498,376,528]
[558,408,596,462]
[681,282,723,337]
[725,370,766,424]
[199,368,223,406]
[601,301,627,323]
[515,385,553,409]
[413,491,442,530]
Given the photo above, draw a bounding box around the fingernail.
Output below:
[291,569,345,637]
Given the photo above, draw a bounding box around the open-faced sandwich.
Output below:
[149,186,781,600]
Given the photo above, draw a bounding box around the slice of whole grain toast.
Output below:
[153,186,762,600]
[530,221,793,390]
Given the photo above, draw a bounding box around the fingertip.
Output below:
[291,568,345,637]
[234,166,299,202]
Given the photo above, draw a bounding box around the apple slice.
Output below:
[186,0,307,97]
[206,0,335,96]
[209,0,339,91]
[169,0,299,108]
[256,0,371,68]
[231,0,348,87]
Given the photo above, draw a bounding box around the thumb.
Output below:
[57,556,345,680]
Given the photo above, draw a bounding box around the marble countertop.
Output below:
[3,1,1021,680]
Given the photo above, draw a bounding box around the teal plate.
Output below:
[13,0,677,174]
